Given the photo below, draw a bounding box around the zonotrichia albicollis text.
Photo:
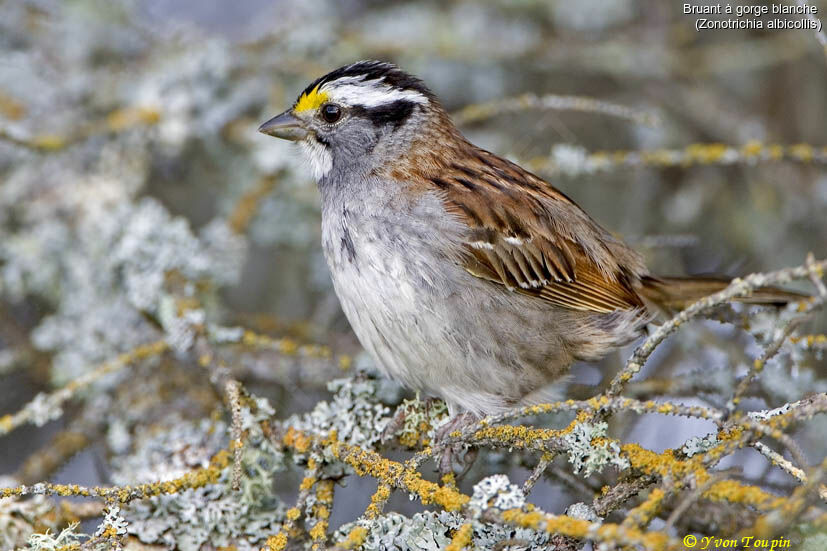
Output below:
[259,60,797,420]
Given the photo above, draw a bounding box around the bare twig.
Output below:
[522,453,553,495]
[663,473,724,531]
[0,340,169,436]
[728,315,809,413]
[453,93,660,127]
[752,442,807,485]
[264,459,322,551]
[225,379,245,492]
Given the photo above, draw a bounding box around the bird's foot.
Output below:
[434,412,479,477]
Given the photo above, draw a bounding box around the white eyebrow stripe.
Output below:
[321,78,428,108]
[321,75,366,87]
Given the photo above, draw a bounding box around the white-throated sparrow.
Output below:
[259,60,799,419]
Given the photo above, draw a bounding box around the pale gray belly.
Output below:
[322,216,572,415]
[318,190,643,415]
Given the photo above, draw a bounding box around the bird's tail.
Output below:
[639,275,806,313]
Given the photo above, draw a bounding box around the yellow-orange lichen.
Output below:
[622,488,666,528]
[501,509,545,529]
[316,479,335,504]
[265,532,287,551]
[314,505,330,521]
[0,415,13,433]
[441,473,457,489]
[365,484,391,518]
[309,518,328,543]
[621,442,787,512]
[472,424,565,448]
[106,106,160,131]
[500,509,678,551]
[283,427,312,454]
[445,523,474,551]
[299,476,317,492]
[702,480,785,509]
[280,428,471,514]
[338,526,368,550]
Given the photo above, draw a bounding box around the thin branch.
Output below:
[727,313,811,414]
[752,442,807,485]
[264,460,321,551]
[453,93,660,127]
[523,453,554,495]
[526,142,827,177]
[0,340,169,436]
[0,449,231,501]
[225,379,245,492]
[607,257,825,397]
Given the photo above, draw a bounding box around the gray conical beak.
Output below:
[258,110,308,141]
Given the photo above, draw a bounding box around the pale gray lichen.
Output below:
[25,523,83,551]
[20,392,65,427]
[566,502,601,523]
[94,505,128,538]
[681,433,720,458]
[106,418,132,455]
[23,195,234,385]
[158,299,206,353]
[119,395,287,551]
[336,511,462,551]
[394,395,450,445]
[199,218,249,286]
[1,493,62,550]
[126,480,286,551]
[207,324,246,344]
[112,198,212,313]
[550,143,593,176]
[800,532,827,551]
[0,348,18,375]
[562,421,629,477]
[285,376,391,467]
[111,416,229,486]
[468,474,526,518]
[336,506,554,551]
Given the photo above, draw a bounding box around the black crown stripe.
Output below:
[299,60,434,102]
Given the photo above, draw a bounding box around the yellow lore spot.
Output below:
[295,86,329,113]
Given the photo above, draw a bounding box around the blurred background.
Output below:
[1,0,825,548]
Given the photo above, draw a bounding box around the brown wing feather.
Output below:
[435,147,647,313]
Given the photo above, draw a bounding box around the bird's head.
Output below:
[258,60,448,181]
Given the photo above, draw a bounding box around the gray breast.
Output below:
[318,180,638,415]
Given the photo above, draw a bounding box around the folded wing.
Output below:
[431,147,648,314]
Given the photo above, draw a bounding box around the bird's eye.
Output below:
[321,103,342,123]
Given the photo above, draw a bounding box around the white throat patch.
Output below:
[298,138,333,180]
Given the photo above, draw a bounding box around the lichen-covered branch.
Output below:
[528,142,827,177]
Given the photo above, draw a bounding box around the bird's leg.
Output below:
[380,407,407,443]
[435,412,479,477]
[434,411,477,441]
